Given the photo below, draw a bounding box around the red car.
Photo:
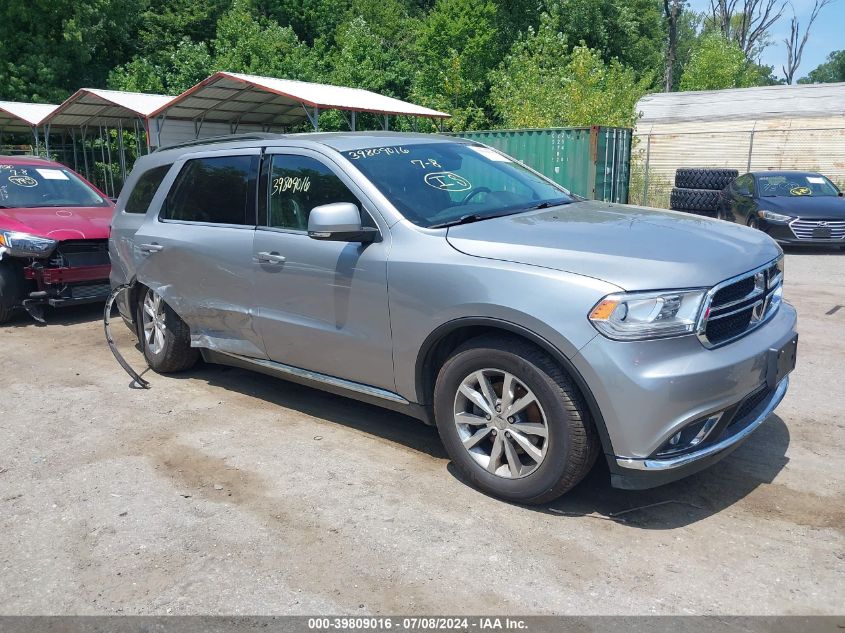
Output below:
[0,156,114,323]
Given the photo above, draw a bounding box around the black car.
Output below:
[720,171,845,247]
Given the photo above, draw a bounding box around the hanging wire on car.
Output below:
[104,282,150,389]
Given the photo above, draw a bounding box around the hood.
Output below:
[757,195,845,219]
[446,201,781,291]
[0,205,112,241]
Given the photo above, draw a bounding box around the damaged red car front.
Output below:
[0,157,113,323]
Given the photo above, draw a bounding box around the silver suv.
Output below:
[110,133,798,503]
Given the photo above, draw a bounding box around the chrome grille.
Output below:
[697,258,783,348]
[789,219,845,241]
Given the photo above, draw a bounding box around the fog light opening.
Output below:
[657,412,724,457]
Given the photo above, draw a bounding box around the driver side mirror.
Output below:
[308,203,379,243]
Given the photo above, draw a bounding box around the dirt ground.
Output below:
[1,246,843,616]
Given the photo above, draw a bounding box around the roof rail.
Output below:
[154,133,282,153]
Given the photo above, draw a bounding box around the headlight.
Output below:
[0,231,58,258]
[757,210,792,222]
[588,289,707,341]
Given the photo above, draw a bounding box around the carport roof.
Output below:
[637,82,845,123]
[151,71,450,126]
[44,88,174,127]
[0,101,58,132]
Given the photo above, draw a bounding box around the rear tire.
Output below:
[137,287,198,373]
[433,335,599,504]
[0,262,24,325]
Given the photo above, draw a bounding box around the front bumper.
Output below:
[24,263,112,306]
[571,301,797,489]
[611,377,788,489]
[761,220,845,246]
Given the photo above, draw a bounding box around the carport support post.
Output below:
[351,111,356,131]
[747,124,756,173]
[383,115,389,131]
[44,124,51,157]
[117,121,126,184]
[70,128,78,172]
[81,127,90,181]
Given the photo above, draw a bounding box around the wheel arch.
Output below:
[414,317,616,456]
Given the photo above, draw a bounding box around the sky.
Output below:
[687,0,845,81]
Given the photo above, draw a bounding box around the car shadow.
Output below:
[180,363,447,460]
[1,302,104,328]
[171,362,791,528]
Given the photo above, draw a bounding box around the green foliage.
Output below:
[679,33,763,91]
[799,50,845,84]
[3,0,815,130]
[213,0,315,80]
[409,0,503,130]
[489,15,651,128]
[0,0,141,102]
[544,0,665,82]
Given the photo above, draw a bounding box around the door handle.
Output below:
[257,251,286,264]
[139,243,164,253]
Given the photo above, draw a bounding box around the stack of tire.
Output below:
[670,168,738,217]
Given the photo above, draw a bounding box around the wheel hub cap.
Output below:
[142,290,167,355]
[453,369,549,479]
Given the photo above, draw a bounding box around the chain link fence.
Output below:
[629,125,845,209]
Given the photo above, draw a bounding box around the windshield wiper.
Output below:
[524,198,574,211]
[429,213,497,229]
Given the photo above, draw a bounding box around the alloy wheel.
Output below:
[142,289,167,355]
[453,369,549,479]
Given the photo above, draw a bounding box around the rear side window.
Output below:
[124,164,171,214]
[161,155,257,225]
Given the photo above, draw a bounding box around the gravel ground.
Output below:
[1,246,843,615]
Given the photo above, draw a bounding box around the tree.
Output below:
[799,50,845,83]
[782,0,833,84]
[663,0,685,91]
[0,0,141,102]
[212,0,315,81]
[679,33,763,90]
[708,0,785,57]
[111,0,316,94]
[489,18,651,128]
[410,0,502,130]
[544,0,666,82]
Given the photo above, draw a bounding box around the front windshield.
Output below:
[0,163,109,208]
[757,174,840,198]
[342,142,574,227]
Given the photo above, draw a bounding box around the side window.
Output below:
[124,164,172,214]
[161,155,257,225]
[266,154,364,231]
[737,174,754,195]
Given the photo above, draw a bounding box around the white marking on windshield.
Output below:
[424,172,471,192]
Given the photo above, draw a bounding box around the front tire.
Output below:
[0,262,24,325]
[434,335,598,504]
[137,287,198,373]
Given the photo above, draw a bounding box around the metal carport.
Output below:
[0,101,58,154]
[149,71,450,147]
[41,88,174,196]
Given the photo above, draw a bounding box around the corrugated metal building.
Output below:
[632,82,845,207]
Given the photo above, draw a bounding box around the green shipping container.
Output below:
[447,126,632,204]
